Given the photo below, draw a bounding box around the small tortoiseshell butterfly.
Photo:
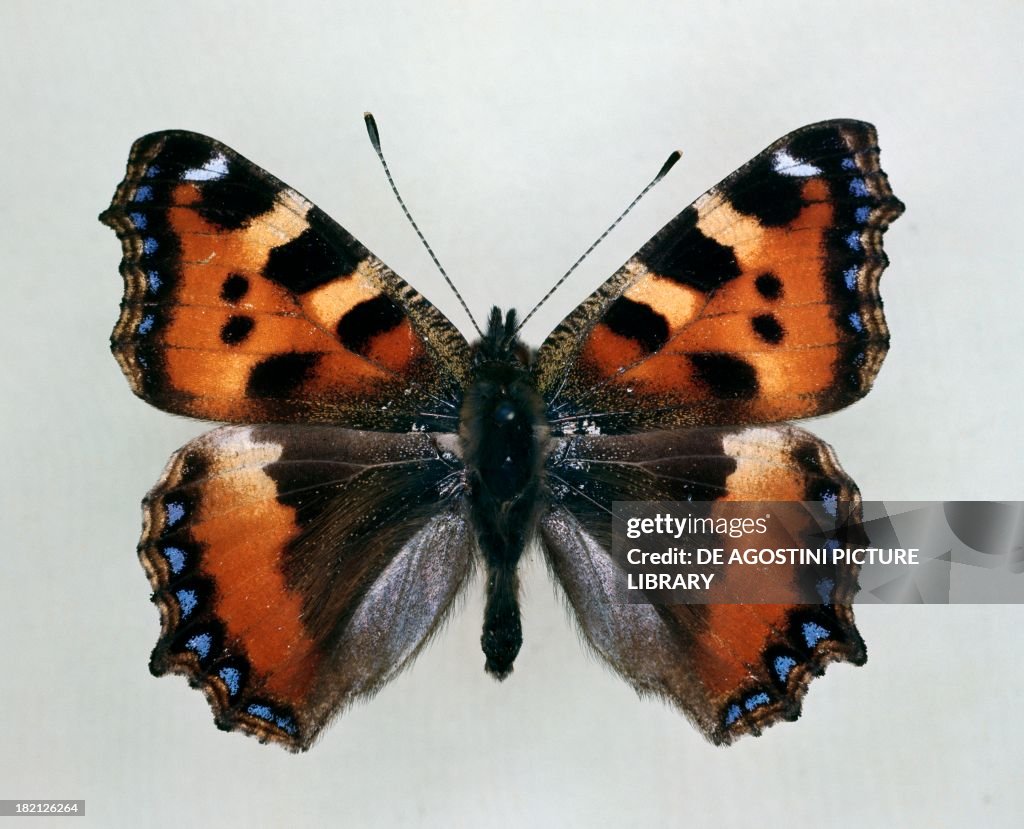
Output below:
[100,118,903,751]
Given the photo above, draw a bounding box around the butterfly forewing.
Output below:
[100,131,471,431]
[534,120,904,434]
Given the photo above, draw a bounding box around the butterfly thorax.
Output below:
[460,308,547,679]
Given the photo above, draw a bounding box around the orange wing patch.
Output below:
[143,430,320,700]
[139,427,322,747]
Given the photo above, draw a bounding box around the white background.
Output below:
[2,1,1022,826]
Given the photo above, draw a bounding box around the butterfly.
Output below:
[100,118,903,751]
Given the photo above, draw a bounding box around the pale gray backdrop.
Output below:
[2,1,1022,826]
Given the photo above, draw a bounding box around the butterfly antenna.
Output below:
[515,149,682,334]
[364,113,484,338]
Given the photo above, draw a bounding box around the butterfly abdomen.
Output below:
[461,309,547,678]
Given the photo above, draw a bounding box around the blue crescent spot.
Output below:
[848,312,864,333]
[218,667,241,696]
[162,546,186,574]
[275,717,297,735]
[843,266,858,291]
[853,350,866,367]
[855,206,870,224]
[133,185,153,202]
[724,704,742,727]
[816,577,836,604]
[145,165,160,178]
[129,211,148,230]
[186,632,212,659]
[137,314,155,335]
[802,621,831,648]
[845,231,861,251]
[247,704,273,720]
[175,589,198,618]
[165,501,185,526]
[745,692,771,712]
[849,178,869,197]
[774,655,798,682]
[841,157,857,170]
[820,489,838,517]
[142,237,159,255]
[147,270,162,292]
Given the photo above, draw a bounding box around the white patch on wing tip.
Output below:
[772,149,821,177]
[182,152,230,181]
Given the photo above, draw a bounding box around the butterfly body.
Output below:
[459,307,547,677]
[102,120,902,750]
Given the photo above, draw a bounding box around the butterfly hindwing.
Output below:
[535,120,904,434]
[140,424,473,751]
[541,425,865,744]
[100,131,471,430]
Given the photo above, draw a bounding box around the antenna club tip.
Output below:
[657,150,683,179]
[364,112,381,151]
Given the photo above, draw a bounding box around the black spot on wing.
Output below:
[787,127,848,170]
[263,207,365,294]
[246,352,321,398]
[220,315,254,345]
[755,271,783,300]
[336,294,405,356]
[197,170,277,230]
[689,352,758,399]
[220,273,249,303]
[175,448,211,487]
[727,154,805,227]
[640,206,741,292]
[792,439,825,476]
[751,313,784,344]
[147,134,218,176]
[602,297,669,354]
